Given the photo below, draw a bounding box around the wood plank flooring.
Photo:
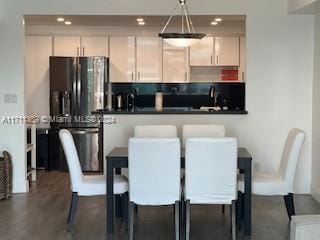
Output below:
[0,171,319,240]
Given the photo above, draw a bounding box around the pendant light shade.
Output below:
[159,0,205,48]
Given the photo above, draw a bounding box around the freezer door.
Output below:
[68,128,102,172]
[77,57,106,124]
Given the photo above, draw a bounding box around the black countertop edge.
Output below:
[92,109,248,115]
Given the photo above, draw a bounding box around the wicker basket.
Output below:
[0,151,12,200]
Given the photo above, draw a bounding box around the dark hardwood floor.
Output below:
[0,171,320,240]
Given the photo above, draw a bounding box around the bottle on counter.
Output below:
[155,92,163,111]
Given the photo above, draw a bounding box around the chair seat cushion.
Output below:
[78,175,128,196]
[238,173,289,196]
[290,215,320,240]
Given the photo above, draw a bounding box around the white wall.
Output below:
[288,0,320,14]
[0,2,27,192]
[0,0,315,193]
[25,36,52,128]
[0,0,4,22]
[311,14,320,201]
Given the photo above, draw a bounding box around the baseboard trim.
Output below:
[311,185,320,203]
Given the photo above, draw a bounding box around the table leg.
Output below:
[107,157,114,237]
[115,168,122,218]
[243,161,252,236]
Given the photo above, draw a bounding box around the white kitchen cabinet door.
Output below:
[81,36,108,57]
[136,37,162,83]
[163,42,188,83]
[239,36,246,81]
[214,37,240,66]
[53,36,81,57]
[109,36,135,83]
[25,36,52,127]
[189,37,214,66]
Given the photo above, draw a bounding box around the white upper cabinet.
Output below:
[136,37,163,83]
[81,36,109,57]
[109,36,136,83]
[214,37,240,66]
[189,37,214,66]
[81,37,108,57]
[163,42,189,83]
[239,36,246,81]
[53,36,81,56]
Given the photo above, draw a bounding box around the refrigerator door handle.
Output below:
[77,60,82,116]
[72,58,78,116]
[69,129,99,135]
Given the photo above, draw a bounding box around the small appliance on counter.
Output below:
[126,92,135,111]
[116,93,124,110]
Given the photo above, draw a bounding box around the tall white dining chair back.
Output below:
[278,128,306,193]
[134,125,177,138]
[128,137,181,239]
[128,138,181,205]
[185,137,237,204]
[182,124,225,146]
[238,128,306,221]
[59,129,129,232]
[59,129,83,192]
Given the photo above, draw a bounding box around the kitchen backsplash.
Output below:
[109,82,245,110]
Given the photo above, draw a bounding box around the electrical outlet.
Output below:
[4,94,17,103]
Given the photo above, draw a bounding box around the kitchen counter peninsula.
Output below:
[92,108,248,115]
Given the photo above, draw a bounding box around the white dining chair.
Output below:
[185,137,238,240]
[134,124,178,138]
[182,124,227,212]
[128,138,181,240]
[59,129,129,231]
[238,128,306,220]
[133,124,178,214]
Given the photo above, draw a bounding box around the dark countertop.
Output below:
[92,107,248,115]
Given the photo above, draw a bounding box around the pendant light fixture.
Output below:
[159,0,205,48]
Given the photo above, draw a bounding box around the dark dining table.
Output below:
[106,147,252,238]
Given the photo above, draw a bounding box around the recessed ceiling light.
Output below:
[57,17,65,22]
[215,17,222,22]
[138,21,145,26]
[137,18,144,22]
[64,21,72,25]
[210,21,218,25]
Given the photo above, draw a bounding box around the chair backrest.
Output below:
[182,124,225,146]
[59,129,83,192]
[134,125,177,138]
[278,128,306,192]
[128,138,181,205]
[185,137,237,204]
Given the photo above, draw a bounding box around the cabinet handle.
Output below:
[216,56,219,65]
[131,71,134,82]
[138,71,140,81]
[211,55,213,65]
[242,72,244,81]
[82,47,85,56]
[77,47,79,56]
[185,72,187,82]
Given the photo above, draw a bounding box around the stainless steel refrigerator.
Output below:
[49,56,108,172]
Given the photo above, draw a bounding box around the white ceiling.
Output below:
[24,15,246,27]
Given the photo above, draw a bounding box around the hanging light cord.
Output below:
[160,0,196,34]
[160,2,180,34]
